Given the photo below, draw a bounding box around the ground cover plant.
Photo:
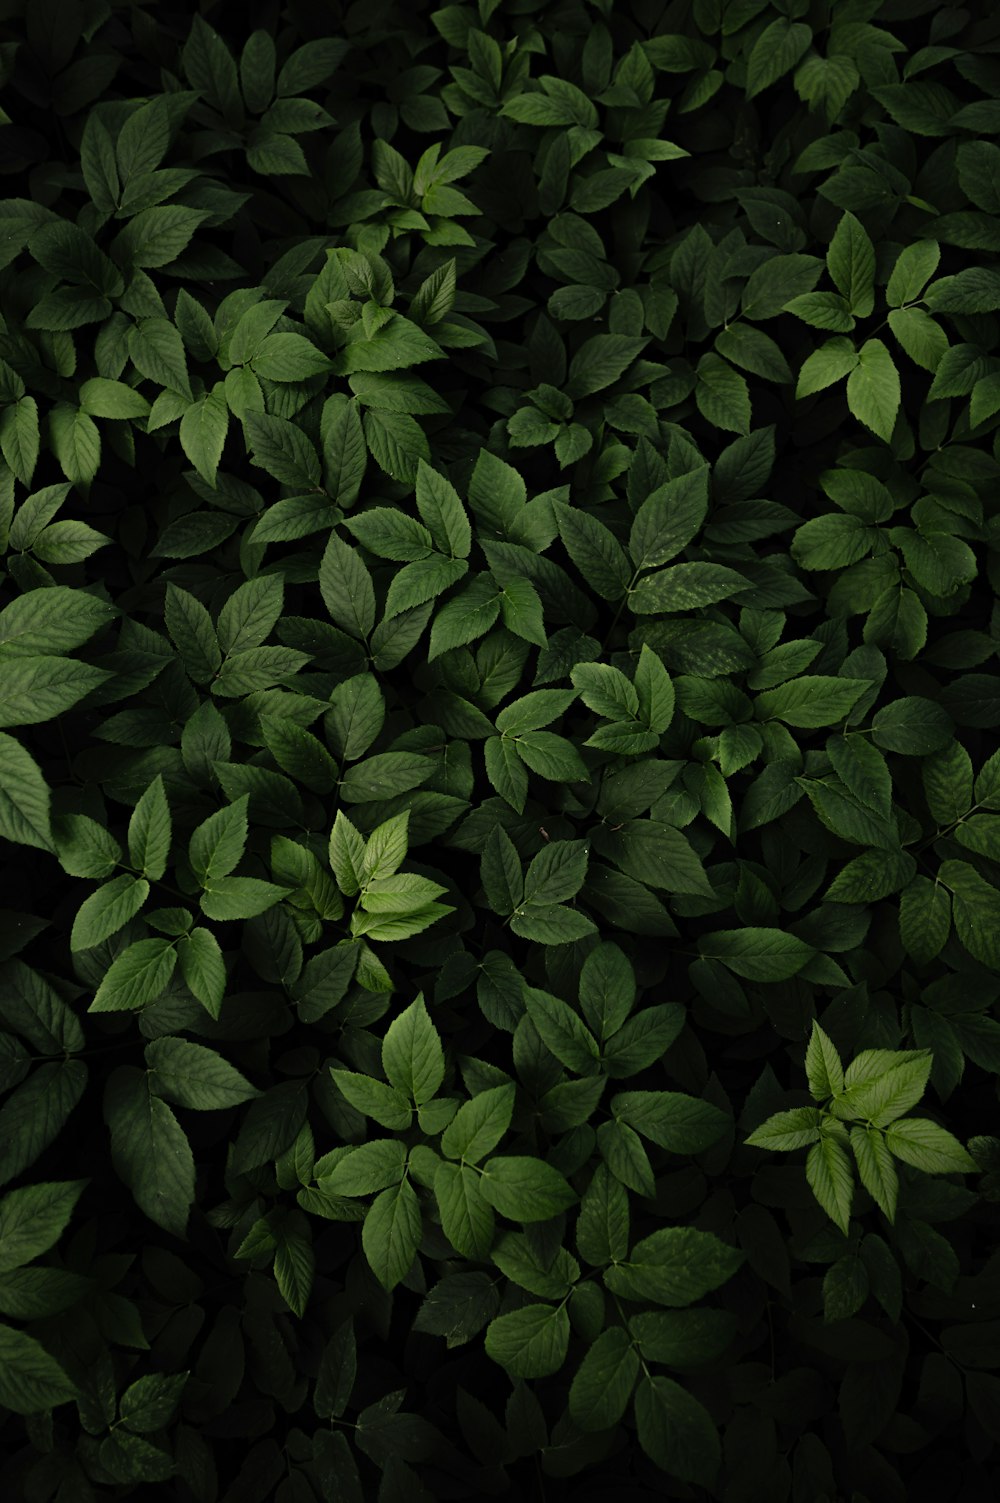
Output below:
[1,0,1000,1497]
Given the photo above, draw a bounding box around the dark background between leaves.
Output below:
[2,0,1000,1499]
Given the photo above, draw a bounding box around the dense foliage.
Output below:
[2,0,1000,1497]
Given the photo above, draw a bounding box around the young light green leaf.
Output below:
[805,1023,844,1101]
[884,1118,978,1175]
[805,1136,854,1235]
[850,1125,899,1221]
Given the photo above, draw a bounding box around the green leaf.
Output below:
[362,1179,422,1291]
[440,1085,515,1164]
[415,459,471,558]
[428,577,501,658]
[514,731,589,783]
[509,903,597,944]
[0,656,109,729]
[179,388,229,488]
[888,308,948,372]
[0,585,115,656]
[604,1226,744,1306]
[697,927,814,981]
[827,212,876,317]
[694,352,751,434]
[613,1090,729,1153]
[319,534,376,639]
[484,1303,571,1378]
[899,876,951,965]
[128,775,171,882]
[340,751,434,803]
[480,1156,578,1222]
[629,1308,738,1368]
[554,503,632,601]
[71,874,149,953]
[884,1117,978,1174]
[176,928,226,1020]
[78,377,150,420]
[244,411,320,489]
[323,1139,407,1196]
[746,18,812,98]
[886,240,940,307]
[189,796,248,885]
[89,938,178,1012]
[805,1135,854,1234]
[796,336,859,398]
[629,562,749,614]
[104,1066,195,1238]
[331,1070,412,1132]
[499,578,547,646]
[199,875,287,921]
[434,1160,495,1259]
[480,826,523,916]
[119,1372,189,1434]
[0,732,54,852]
[0,1325,79,1414]
[628,466,710,571]
[755,675,871,728]
[805,1023,845,1101]
[791,513,878,571]
[568,1326,640,1430]
[872,697,953,755]
[714,323,791,383]
[382,995,444,1106]
[361,811,410,884]
[129,318,191,397]
[273,1211,315,1316]
[146,1036,259,1109]
[634,1374,720,1487]
[846,338,900,442]
[251,332,332,381]
[827,735,893,817]
[0,397,40,485]
[0,1180,87,1273]
[566,334,648,398]
[745,1107,823,1151]
[939,859,1000,968]
[523,987,600,1074]
[484,735,529,813]
[165,584,222,684]
[577,942,635,1042]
